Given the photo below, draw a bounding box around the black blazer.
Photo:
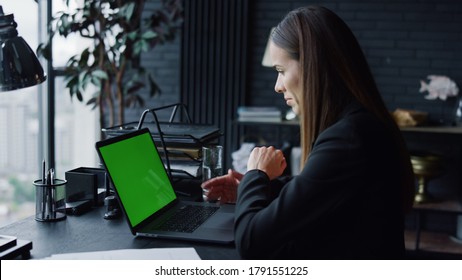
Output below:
[234,102,406,259]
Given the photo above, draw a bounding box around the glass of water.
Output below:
[202,145,223,182]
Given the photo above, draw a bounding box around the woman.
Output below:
[202,5,414,259]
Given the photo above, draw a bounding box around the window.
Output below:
[0,1,41,227]
[0,1,98,227]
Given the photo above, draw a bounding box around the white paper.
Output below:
[44,247,201,260]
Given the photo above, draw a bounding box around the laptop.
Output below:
[95,127,235,244]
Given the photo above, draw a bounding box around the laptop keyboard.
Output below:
[155,205,219,233]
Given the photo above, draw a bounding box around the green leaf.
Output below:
[127,31,138,41]
[78,71,87,86]
[36,43,52,60]
[78,71,92,92]
[76,92,83,102]
[91,70,109,80]
[65,76,79,97]
[120,2,136,21]
[90,70,108,87]
[86,97,98,110]
[148,73,162,97]
[133,41,143,55]
[142,30,158,40]
[136,95,145,107]
[133,40,150,55]
[126,81,144,94]
[79,48,91,67]
[91,77,101,87]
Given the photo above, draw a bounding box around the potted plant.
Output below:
[38,0,183,135]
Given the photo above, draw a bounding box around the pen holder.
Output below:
[34,179,67,222]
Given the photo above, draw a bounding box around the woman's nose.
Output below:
[274,78,284,93]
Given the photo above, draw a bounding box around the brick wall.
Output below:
[129,0,462,124]
[247,0,462,124]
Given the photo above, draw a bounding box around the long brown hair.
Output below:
[271,6,415,212]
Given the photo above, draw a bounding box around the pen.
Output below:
[50,168,55,219]
[42,159,46,184]
[41,159,46,220]
[46,169,52,219]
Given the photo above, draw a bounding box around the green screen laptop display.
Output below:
[98,131,176,227]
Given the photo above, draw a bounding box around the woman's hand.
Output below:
[247,146,287,180]
[201,169,243,204]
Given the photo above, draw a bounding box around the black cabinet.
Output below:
[401,126,462,258]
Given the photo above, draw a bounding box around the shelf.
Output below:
[406,199,462,258]
[400,125,462,135]
[405,230,462,258]
[413,199,462,213]
[236,120,462,132]
[236,119,299,126]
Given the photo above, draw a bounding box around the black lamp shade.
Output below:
[0,6,46,92]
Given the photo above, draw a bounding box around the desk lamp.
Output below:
[0,5,46,258]
[0,5,46,91]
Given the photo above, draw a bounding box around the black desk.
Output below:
[0,206,239,260]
